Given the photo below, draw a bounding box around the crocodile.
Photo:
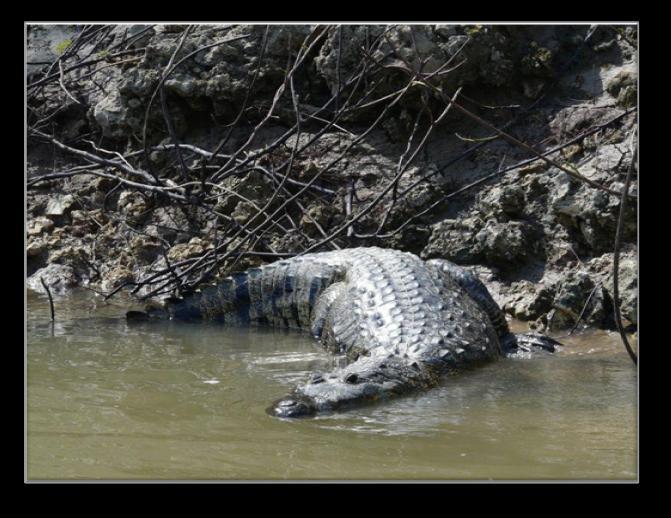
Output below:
[130,247,560,418]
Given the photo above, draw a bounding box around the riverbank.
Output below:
[26,24,638,333]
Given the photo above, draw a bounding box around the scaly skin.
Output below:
[139,247,557,417]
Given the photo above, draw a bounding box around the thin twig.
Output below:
[375,107,637,239]
[612,129,638,365]
[568,282,601,336]
[422,82,635,200]
[39,277,55,322]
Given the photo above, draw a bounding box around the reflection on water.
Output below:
[26,290,637,480]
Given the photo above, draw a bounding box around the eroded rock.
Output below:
[475,220,536,266]
[478,184,526,220]
[422,218,482,263]
[101,265,135,292]
[45,194,78,218]
[27,263,79,294]
[167,237,206,262]
[546,270,609,330]
[503,280,555,321]
[27,217,54,236]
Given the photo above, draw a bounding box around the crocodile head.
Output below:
[268,378,386,418]
[268,355,435,418]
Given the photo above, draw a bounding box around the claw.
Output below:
[511,332,562,354]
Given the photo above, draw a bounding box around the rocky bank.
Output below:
[26,24,638,333]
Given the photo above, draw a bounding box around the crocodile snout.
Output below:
[268,395,317,418]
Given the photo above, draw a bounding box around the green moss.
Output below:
[521,42,554,78]
[464,25,482,36]
[55,38,72,55]
[605,70,637,107]
[617,85,637,108]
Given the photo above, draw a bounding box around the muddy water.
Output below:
[26,290,637,480]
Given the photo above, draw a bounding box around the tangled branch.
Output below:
[26,24,638,312]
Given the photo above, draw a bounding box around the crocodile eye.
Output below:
[344,373,359,384]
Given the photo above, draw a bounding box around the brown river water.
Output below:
[25,289,637,481]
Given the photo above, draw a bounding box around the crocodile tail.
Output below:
[157,258,341,330]
[162,270,254,324]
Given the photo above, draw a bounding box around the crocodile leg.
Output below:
[426,258,559,355]
[309,281,347,343]
[426,259,509,338]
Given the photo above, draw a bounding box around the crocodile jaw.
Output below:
[268,381,385,418]
[269,394,318,418]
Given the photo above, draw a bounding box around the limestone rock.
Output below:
[606,69,637,108]
[27,239,47,258]
[474,220,536,266]
[148,206,193,244]
[45,194,77,217]
[93,89,138,139]
[503,280,555,321]
[422,218,482,264]
[300,202,336,237]
[547,270,609,330]
[478,184,526,219]
[587,251,637,327]
[27,217,55,236]
[26,25,78,77]
[167,237,206,262]
[27,263,79,294]
[101,265,135,292]
[550,172,636,254]
[117,191,149,220]
[231,201,257,225]
[129,235,164,264]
